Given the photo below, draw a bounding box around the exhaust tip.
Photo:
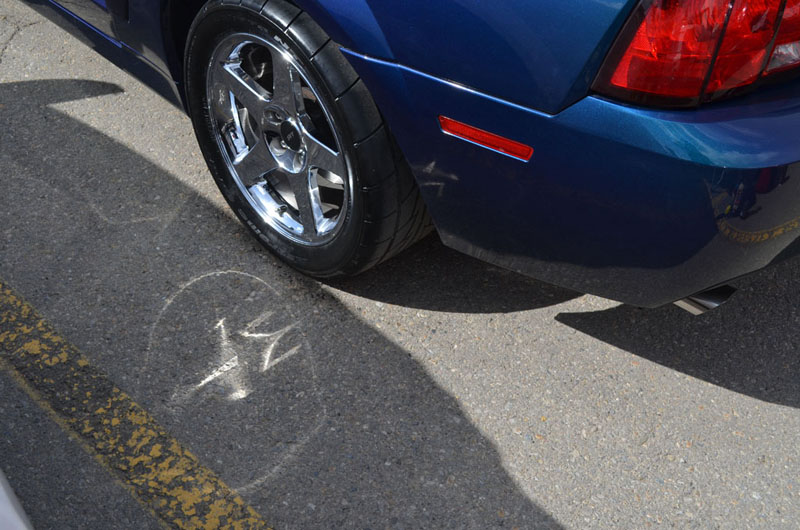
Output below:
[674,284,737,315]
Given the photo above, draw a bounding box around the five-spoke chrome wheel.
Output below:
[206,34,350,245]
[186,0,430,276]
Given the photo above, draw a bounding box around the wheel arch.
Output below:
[161,0,395,99]
[160,0,207,93]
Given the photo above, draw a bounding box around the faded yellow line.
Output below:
[716,216,800,245]
[710,190,800,245]
[0,280,270,529]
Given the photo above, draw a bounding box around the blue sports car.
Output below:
[31,0,800,311]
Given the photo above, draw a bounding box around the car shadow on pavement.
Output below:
[0,78,562,529]
[328,234,581,313]
[556,264,800,408]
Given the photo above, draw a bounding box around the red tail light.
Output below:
[594,0,800,107]
[768,1,800,72]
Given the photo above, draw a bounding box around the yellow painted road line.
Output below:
[717,216,800,245]
[0,280,270,530]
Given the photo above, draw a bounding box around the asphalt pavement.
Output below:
[1,1,799,528]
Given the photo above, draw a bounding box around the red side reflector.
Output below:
[438,116,533,162]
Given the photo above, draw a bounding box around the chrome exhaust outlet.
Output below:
[673,285,737,315]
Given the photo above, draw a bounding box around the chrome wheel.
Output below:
[206,34,350,245]
[186,1,431,276]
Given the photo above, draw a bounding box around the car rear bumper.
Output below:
[344,50,800,307]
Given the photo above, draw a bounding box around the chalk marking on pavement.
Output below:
[145,270,328,495]
[0,280,270,529]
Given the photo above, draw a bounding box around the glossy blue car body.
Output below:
[32,0,800,306]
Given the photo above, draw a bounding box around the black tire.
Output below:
[184,0,430,277]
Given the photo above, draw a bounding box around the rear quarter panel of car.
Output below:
[296,0,637,114]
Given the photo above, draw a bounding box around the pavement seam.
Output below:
[0,279,271,530]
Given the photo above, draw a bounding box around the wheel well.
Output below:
[164,0,303,89]
[163,0,207,87]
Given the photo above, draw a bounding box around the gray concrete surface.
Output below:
[1,1,799,528]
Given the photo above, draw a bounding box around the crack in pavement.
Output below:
[0,17,41,68]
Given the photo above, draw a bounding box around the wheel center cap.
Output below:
[280,121,303,152]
